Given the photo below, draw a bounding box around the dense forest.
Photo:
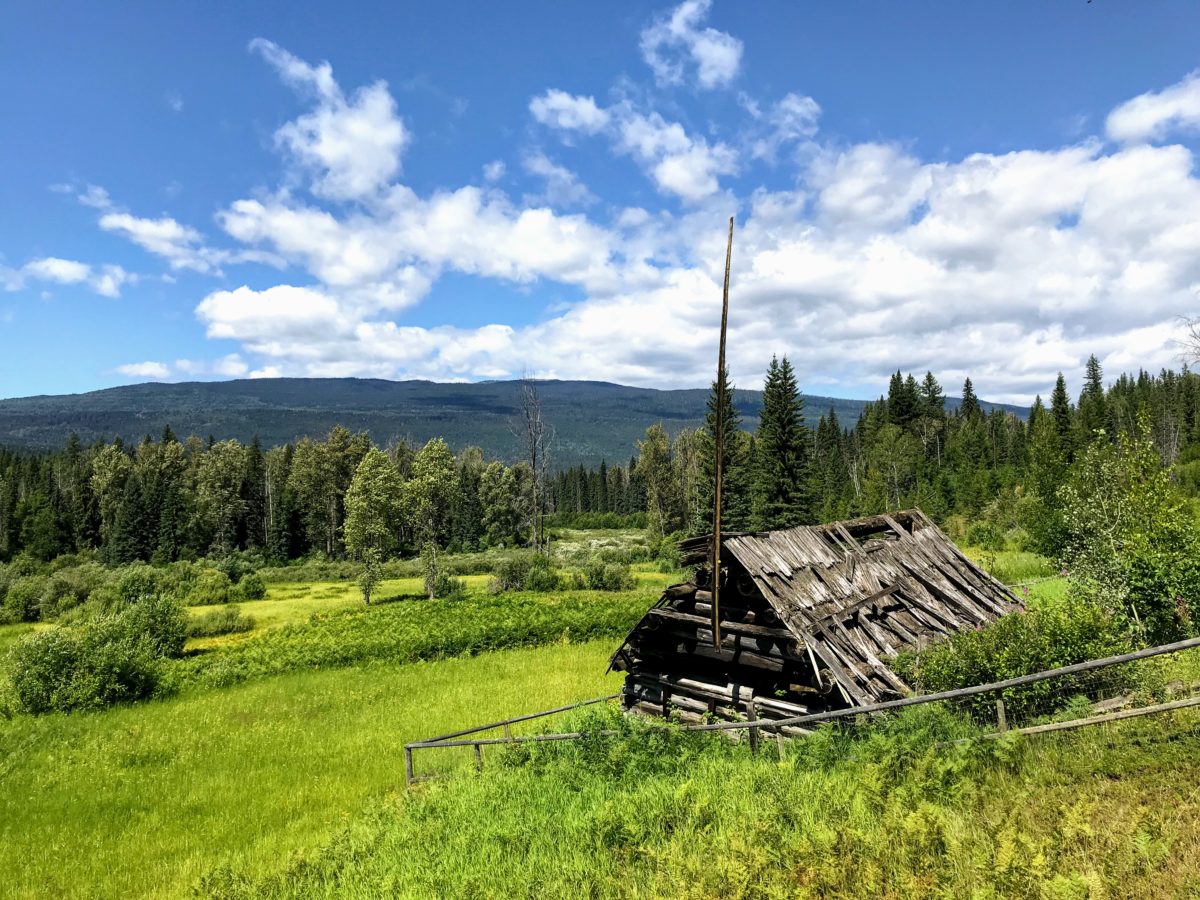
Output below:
[2,356,1199,566]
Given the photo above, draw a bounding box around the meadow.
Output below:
[0,640,625,898]
[0,531,1181,899]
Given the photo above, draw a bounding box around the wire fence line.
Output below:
[404,635,1200,786]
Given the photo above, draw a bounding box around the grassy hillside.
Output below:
[0,377,1026,466]
[0,641,624,899]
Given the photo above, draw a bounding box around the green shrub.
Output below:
[187,605,256,638]
[430,573,469,601]
[896,590,1133,720]
[571,557,636,592]
[114,595,189,658]
[966,521,1005,552]
[181,568,234,606]
[5,593,187,714]
[488,554,560,593]
[0,576,47,624]
[7,623,160,714]
[234,572,267,601]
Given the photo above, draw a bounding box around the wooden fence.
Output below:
[404,635,1200,786]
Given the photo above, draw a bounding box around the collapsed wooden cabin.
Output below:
[610,509,1021,731]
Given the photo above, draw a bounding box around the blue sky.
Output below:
[2,1,1200,402]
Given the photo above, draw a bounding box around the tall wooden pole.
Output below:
[711,216,734,650]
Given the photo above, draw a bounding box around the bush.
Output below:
[896,590,1133,720]
[113,595,189,658]
[35,562,107,619]
[0,576,47,624]
[488,554,560,593]
[187,605,256,638]
[430,573,469,601]
[7,623,160,714]
[184,568,235,606]
[966,521,1005,552]
[571,558,636,592]
[234,572,267,601]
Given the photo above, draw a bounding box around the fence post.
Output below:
[503,722,511,742]
[995,698,1008,732]
[404,747,414,787]
[474,742,483,771]
[748,703,760,753]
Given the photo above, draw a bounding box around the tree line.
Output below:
[0,428,544,566]
[631,355,1200,557]
[3,355,1200,567]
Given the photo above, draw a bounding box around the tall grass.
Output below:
[205,704,1200,898]
[0,641,624,899]
[168,589,650,693]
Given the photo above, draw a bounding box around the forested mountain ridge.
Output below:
[0,377,1023,467]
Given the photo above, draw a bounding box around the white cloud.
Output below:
[99,212,217,272]
[3,257,134,297]
[251,38,409,201]
[166,90,184,113]
[117,361,170,380]
[640,0,743,90]
[27,33,1197,404]
[750,93,821,162]
[616,111,737,201]
[1106,70,1200,144]
[23,257,90,284]
[529,89,610,133]
[522,152,596,207]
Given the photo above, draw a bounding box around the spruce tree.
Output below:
[694,365,750,534]
[1050,372,1075,461]
[752,356,812,530]
[1078,354,1108,440]
[959,377,982,420]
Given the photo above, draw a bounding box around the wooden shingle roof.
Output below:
[675,509,1020,705]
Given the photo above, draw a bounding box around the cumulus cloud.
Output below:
[251,38,409,201]
[640,0,743,89]
[529,89,611,133]
[29,22,1200,404]
[117,361,170,380]
[750,93,822,162]
[3,257,133,297]
[1106,70,1200,144]
[522,152,596,207]
[615,111,737,201]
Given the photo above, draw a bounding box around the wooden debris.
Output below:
[611,508,1021,717]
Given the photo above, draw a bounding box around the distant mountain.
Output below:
[0,378,1027,468]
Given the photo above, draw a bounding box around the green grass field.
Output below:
[0,640,624,899]
[211,705,1200,898]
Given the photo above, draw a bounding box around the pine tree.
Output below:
[1078,354,1108,441]
[694,365,751,533]
[1050,372,1075,462]
[959,378,982,420]
[751,356,811,530]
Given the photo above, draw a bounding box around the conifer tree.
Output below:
[694,365,751,534]
[1050,372,1075,462]
[1078,354,1108,440]
[959,377,982,420]
[751,356,811,530]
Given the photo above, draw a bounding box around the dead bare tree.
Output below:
[511,377,554,552]
[1179,315,1200,366]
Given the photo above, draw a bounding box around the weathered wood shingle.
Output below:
[615,509,1020,710]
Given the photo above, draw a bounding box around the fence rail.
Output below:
[404,635,1200,785]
